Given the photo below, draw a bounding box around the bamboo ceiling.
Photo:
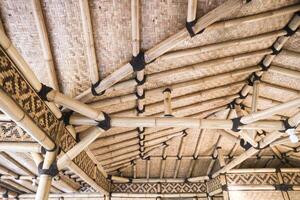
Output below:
[0,0,300,199]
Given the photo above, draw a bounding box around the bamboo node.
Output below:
[185,19,205,37]
[247,72,261,86]
[135,75,147,85]
[135,90,145,100]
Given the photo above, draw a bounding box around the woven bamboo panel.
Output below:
[229,191,284,200]
[288,191,300,200]
[0,0,49,85]
[284,31,300,52]
[273,50,300,71]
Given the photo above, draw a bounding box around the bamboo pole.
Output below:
[89,65,259,109]
[234,13,300,106]
[0,186,18,198]
[0,142,41,153]
[31,0,59,90]
[269,65,300,79]
[160,30,285,61]
[74,0,245,100]
[187,0,197,23]
[216,147,226,168]
[0,89,55,150]
[79,0,99,85]
[57,127,104,169]
[212,111,300,178]
[173,132,187,178]
[160,144,168,179]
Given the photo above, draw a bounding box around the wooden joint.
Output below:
[96,112,111,131]
[130,51,146,71]
[91,79,106,96]
[274,184,293,191]
[38,161,59,177]
[37,83,53,101]
[231,117,245,132]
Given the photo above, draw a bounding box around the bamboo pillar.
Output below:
[31,0,59,90]
[79,0,99,85]
[35,151,57,200]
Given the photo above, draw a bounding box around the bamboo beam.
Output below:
[89,65,259,109]
[79,0,99,85]
[212,111,300,178]
[269,65,300,79]
[57,126,104,169]
[31,0,59,90]
[0,89,55,150]
[0,142,41,153]
[75,0,245,100]
[234,12,300,106]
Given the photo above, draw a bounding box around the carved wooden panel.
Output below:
[111,182,206,194]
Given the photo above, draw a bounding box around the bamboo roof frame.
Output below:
[0,0,300,199]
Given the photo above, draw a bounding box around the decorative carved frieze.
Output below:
[0,122,33,141]
[111,182,206,194]
[206,176,222,193]
[226,173,279,185]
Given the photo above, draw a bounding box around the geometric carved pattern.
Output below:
[206,176,222,193]
[226,173,279,185]
[0,122,33,141]
[0,45,110,192]
[111,182,206,194]
[281,172,300,185]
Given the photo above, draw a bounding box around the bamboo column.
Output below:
[79,0,99,86]
[74,0,244,100]
[35,150,57,200]
[31,0,59,90]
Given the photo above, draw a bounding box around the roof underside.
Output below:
[0,0,300,195]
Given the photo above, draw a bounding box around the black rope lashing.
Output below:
[259,59,270,71]
[274,184,293,191]
[41,144,60,155]
[135,90,145,100]
[137,127,145,134]
[245,0,252,3]
[60,111,74,125]
[130,51,146,72]
[247,72,261,86]
[212,154,218,160]
[38,161,59,177]
[96,112,111,131]
[136,105,146,114]
[240,139,252,151]
[163,88,172,94]
[238,91,249,100]
[37,83,53,101]
[231,117,245,132]
[135,75,147,86]
[280,118,295,133]
[253,142,270,151]
[227,100,237,109]
[270,45,282,55]
[91,79,106,96]
[185,19,205,37]
[283,11,300,37]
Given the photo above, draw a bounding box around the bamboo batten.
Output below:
[269,65,300,79]
[159,30,285,61]
[57,127,104,169]
[89,65,259,109]
[0,142,41,153]
[31,0,59,90]
[79,0,99,85]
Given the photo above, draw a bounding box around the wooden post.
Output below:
[31,0,59,90]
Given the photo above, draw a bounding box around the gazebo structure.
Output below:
[0,0,300,199]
